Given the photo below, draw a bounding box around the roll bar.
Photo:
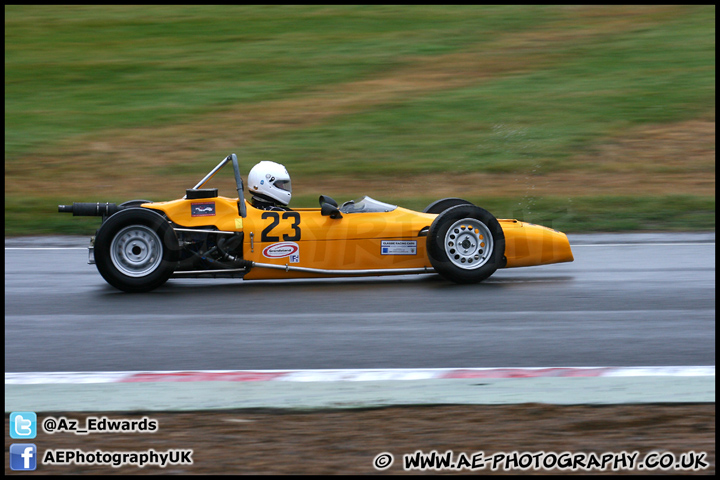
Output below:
[190,153,246,217]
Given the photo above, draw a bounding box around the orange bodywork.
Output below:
[144,196,573,280]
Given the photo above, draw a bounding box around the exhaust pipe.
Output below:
[58,202,121,217]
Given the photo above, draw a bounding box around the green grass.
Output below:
[5,5,555,158]
[4,5,715,235]
[238,9,715,176]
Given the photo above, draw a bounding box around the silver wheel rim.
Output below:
[110,225,163,277]
[444,218,493,270]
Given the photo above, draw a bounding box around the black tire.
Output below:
[426,204,505,284]
[94,208,179,292]
[422,197,474,214]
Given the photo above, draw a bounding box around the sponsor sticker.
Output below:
[262,242,300,262]
[381,240,417,255]
[191,202,215,217]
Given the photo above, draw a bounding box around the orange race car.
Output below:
[59,154,573,293]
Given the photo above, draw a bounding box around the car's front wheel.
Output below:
[426,204,505,283]
[422,197,473,214]
[94,208,179,292]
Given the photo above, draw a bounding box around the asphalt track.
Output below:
[4,232,716,410]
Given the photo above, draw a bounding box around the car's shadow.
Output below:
[95,272,575,297]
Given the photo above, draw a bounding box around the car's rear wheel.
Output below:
[119,199,153,208]
[426,204,505,283]
[94,208,179,292]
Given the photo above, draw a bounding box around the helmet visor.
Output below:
[274,179,291,193]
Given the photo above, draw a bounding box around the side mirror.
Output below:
[321,202,343,219]
[319,195,338,207]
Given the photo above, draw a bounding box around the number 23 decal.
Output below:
[261,211,301,242]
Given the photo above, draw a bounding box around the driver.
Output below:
[247,161,292,211]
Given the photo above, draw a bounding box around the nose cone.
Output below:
[555,232,574,264]
[531,227,574,265]
[502,221,574,268]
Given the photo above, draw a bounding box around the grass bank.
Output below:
[5,5,715,235]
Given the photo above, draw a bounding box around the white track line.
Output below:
[572,243,714,247]
[5,366,714,384]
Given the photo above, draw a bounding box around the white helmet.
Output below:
[247,161,292,206]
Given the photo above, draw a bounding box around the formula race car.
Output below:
[59,154,574,292]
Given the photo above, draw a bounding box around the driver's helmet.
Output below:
[247,161,292,206]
